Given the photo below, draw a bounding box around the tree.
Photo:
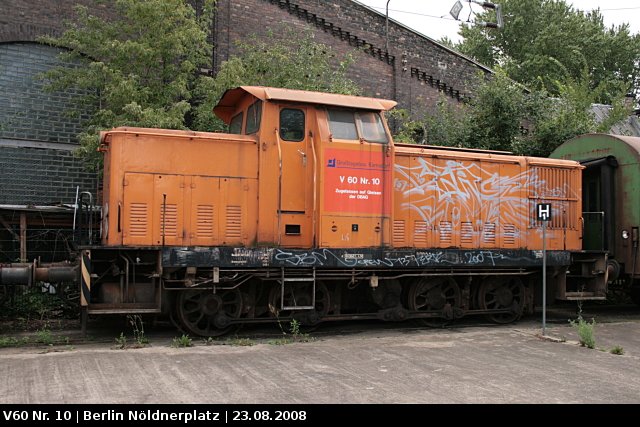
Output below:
[456,0,640,104]
[41,0,215,169]
[395,71,630,158]
[193,30,360,132]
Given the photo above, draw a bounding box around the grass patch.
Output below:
[610,345,624,355]
[171,334,193,348]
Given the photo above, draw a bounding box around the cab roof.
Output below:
[213,86,397,123]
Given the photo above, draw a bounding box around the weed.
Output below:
[289,319,313,343]
[171,334,193,348]
[569,301,596,349]
[35,328,54,346]
[226,337,254,346]
[569,316,596,349]
[0,336,30,347]
[202,337,216,346]
[610,345,625,355]
[127,315,149,346]
[115,332,127,350]
[269,319,314,345]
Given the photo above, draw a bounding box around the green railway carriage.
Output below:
[551,133,640,304]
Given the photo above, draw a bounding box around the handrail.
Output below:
[311,131,318,247]
[276,128,283,246]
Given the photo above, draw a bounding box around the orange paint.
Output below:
[100,86,582,252]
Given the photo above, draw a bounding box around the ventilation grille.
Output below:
[226,205,242,239]
[414,221,428,246]
[393,220,406,246]
[161,204,178,237]
[129,203,148,237]
[439,221,452,245]
[483,223,496,245]
[461,222,474,245]
[504,223,516,246]
[529,167,577,229]
[196,205,214,238]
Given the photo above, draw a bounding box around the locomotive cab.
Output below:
[214,86,397,249]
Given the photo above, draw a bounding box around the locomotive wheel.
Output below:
[267,281,330,325]
[408,277,460,327]
[477,277,525,324]
[176,289,243,337]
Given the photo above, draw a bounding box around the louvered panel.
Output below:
[160,204,178,237]
[529,166,578,230]
[439,221,452,245]
[196,204,214,238]
[393,220,406,246]
[226,205,242,239]
[461,222,474,245]
[504,223,516,246]
[483,222,496,245]
[129,203,148,237]
[414,221,428,246]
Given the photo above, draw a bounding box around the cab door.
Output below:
[278,106,312,247]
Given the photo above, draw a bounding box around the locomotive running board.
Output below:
[278,267,316,310]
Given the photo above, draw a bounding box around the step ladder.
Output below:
[279,267,316,311]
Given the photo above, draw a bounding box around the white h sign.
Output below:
[536,203,552,222]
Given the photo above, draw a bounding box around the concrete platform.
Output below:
[1,308,639,404]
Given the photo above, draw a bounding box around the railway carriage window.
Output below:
[229,112,243,134]
[246,101,262,134]
[356,112,388,143]
[280,109,305,142]
[328,109,358,140]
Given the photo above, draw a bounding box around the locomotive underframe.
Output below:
[75,246,604,336]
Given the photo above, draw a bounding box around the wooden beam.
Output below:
[20,212,27,262]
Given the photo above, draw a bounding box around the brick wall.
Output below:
[0,146,98,205]
[215,0,491,115]
[0,43,91,144]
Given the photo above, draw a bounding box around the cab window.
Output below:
[229,112,243,134]
[357,111,388,143]
[280,109,305,142]
[328,110,358,140]
[246,101,262,134]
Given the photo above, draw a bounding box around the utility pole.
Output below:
[385,0,391,53]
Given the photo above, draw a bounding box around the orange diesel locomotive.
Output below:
[42,87,613,335]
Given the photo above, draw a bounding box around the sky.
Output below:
[356,0,640,43]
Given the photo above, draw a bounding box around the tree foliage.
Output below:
[456,0,640,103]
[395,71,631,157]
[41,0,215,168]
[193,30,360,132]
